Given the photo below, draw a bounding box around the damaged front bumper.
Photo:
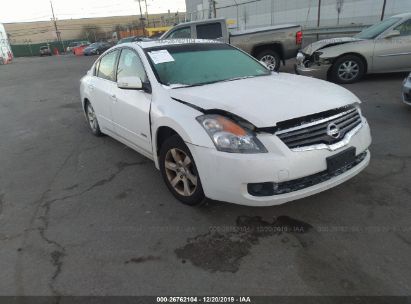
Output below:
[295,51,332,80]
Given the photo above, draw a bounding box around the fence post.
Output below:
[317,0,322,40]
[381,0,387,20]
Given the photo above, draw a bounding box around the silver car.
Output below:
[296,13,411,83]
[403,73,411,106]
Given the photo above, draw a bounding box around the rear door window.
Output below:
[196,23,223,39]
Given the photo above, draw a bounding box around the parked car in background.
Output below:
[67,41,90,53]
[117,36,151,44]
[73,42,91,56]
[296,13,411,83]
[83,42,112,56]
[40,46,52,56]
[161,18,303,71]
[403,73,411,106]
[79,40,371,206]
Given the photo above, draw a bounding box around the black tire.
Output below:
[159,135,205,206]
[330,55,365,84]
[256,49,281,71]
[85,101,103,136]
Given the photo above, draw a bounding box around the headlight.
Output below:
[196,115,267,153]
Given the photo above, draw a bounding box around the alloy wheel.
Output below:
[338,60,360,81]
[87,104,98,132]
[164,148,198,196]
[260,55,277,71]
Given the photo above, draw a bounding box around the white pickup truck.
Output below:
[161,18,303,71]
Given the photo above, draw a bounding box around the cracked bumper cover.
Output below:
[295,52,332,80]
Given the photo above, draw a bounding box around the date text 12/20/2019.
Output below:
[156,296,252,303]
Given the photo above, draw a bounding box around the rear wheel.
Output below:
[159,135,205,206]
[85,102,102,136]
[256,50,281,71]
[330,55,365,84]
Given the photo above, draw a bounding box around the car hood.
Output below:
[169,73,360,128]
[302,37,362,55]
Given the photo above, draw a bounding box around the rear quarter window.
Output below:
[196,23,223,39]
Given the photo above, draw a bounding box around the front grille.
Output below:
[276,105,362,150]
[248,151,368,197]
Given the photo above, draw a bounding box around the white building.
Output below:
[0,23,13,64]
[186,0,411,30]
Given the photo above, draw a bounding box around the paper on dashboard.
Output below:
[148,50,175,64]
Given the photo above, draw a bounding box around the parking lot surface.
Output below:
[0,55,410,296]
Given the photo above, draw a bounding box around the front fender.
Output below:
[150,99,215,168]
[318,41,373,66]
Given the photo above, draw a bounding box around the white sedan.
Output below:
[80,39,372,206]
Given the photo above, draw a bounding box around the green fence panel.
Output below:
[11,40,80,57]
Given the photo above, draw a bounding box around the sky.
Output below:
[0,0,187,23]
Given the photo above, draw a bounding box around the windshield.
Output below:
[89,43,101,48]
[355,17,401,39]
[145,43,270,87]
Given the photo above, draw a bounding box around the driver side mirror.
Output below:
[117,76,143,90]
[384,30,401,39]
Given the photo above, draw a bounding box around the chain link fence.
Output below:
[186,0,411,30]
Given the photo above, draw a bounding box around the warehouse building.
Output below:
[185,0,411,29]
[5,13,185,45]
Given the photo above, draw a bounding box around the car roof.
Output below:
[169,18,226,27]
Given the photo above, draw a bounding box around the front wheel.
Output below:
[159,135,205,206]
[256,50,281,71]
[330,55,365,84]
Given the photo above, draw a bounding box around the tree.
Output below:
[79,25,104,42]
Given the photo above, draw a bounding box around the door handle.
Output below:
[111,94,117,102]
[88,84,94,91]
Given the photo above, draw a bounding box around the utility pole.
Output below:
[144,0,149,27]
[381,0,387,21]
[136,0,145,28]
[50,0,64,52]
